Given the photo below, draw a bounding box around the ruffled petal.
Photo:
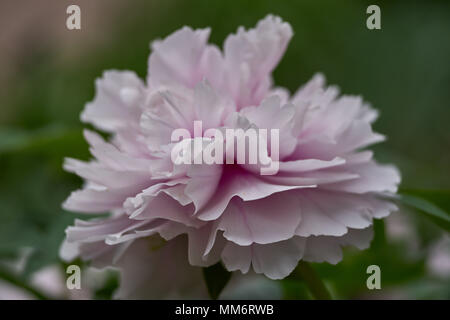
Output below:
[224,15,293,107]
[81,71,145,132]
[303,227,374,264]
[222,237,305,280]
[217,192,302,245]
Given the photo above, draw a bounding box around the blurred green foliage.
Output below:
[0,0,449,299]
[203,263,232,300]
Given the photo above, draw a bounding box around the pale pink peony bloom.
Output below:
[61,15,400,297]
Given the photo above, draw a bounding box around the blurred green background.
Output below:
[0,0,449,299]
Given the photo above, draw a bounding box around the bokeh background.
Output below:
[0,0,449,299]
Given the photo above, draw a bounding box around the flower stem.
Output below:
[297,261,332,300]
[0,266,50,300]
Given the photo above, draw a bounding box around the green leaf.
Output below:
[281,279,312,300]
[296,261,332,300]
[0,125,87,158]
[400,189,450,214]
[94,270,120,300]
[0,154,83,277]
[398,192,450,232]
[202,262,231,299]
[0,126,65,153]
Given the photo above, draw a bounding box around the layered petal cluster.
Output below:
[61,15,400,297]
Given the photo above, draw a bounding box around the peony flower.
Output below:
[61,15,400,298]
